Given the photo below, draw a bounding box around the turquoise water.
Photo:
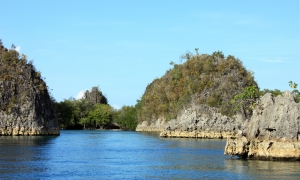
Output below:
[0,130,299,179]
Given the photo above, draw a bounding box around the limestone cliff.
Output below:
[136,118,166,132]
[0,43,59,135]
[159,105,246,138]
[224,91,300,160]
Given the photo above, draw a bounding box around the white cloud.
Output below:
[15,46,21,52]
[112,104,121,110]
[75,90,87,100]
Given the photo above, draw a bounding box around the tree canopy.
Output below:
[54,86,138,130]
[54,86,111,129]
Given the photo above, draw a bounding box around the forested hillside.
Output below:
[136,51,258,124]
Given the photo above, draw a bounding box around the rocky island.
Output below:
[0,41,59,135]
[136,51,257,133]
[136,50,300,160]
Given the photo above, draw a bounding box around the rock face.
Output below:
[84,86,107,105]
[0,43,60,135]
[224,91,300,160]
[136,117,166,132]
[160,105,245,138]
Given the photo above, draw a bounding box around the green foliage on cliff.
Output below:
[257,81,300,103]
[289,81,300,102]
[136,51,258,123]
[0,40,50,114]
[259,89,282,97]
[231,86,259,118]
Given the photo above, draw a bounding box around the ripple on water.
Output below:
[0,130,299,179]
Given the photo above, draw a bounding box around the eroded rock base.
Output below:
[224,91,300,161]
[225,137,300,161]
[136,118,166,132]
[158,105,245,139]
[0,127,60,136]
[160,130,234,139]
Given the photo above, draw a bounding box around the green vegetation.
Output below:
[259,89,283,97]
[255,81,300,103]
[54,87,111,129]
[54,98,93,129]
[289,81,300,102]
[80,104,113,129]
[231,86,259,118]
[113,105,138,130]
[54,86,138,130]
[136,51,258,123]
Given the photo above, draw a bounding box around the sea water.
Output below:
[0,130,299,179]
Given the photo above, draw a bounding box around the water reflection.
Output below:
[0,136,58,178]
[225,158,300,179]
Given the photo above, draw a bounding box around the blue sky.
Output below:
[1,0,299,109]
